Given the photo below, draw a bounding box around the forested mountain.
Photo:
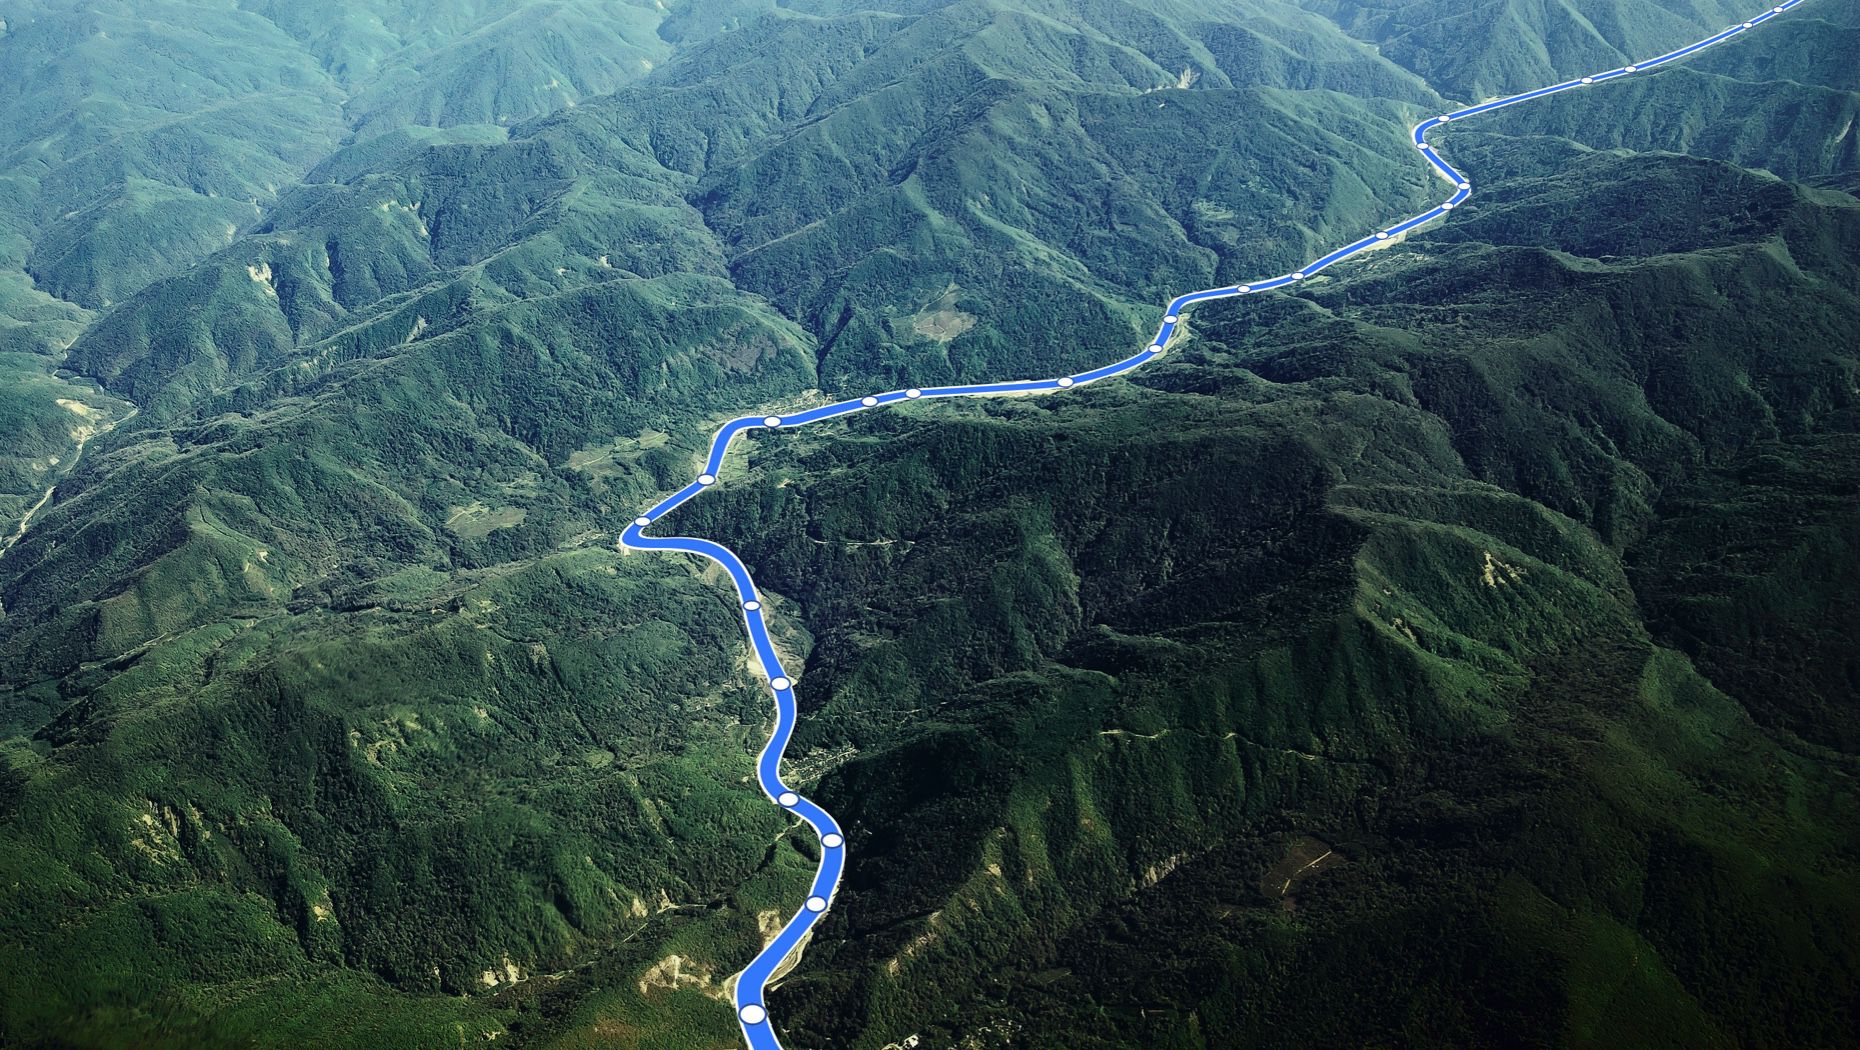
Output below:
[0,0,1855,1046]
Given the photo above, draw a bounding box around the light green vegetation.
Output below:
[0,0,1855,1046]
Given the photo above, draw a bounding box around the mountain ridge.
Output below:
[0,1,1855,1046]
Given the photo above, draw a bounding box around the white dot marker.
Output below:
[1438,115,1452,122]
[1164,314,1179,323]
[1149,344,1165,354]
[698,473,717,485]
[1442,202,1455,210]
[1375,231,1390,239]
[779,791,800,806]
[1773,5,1783,10]
[635,516,651,527]
[1459,182,1470,189]
[1291,272,1306,280]
[764,416,782,427]
[805,896,828,912]
[1742,21,1752,27]
[1417,142,1428,149]
[740,1005,767,1025]
[770,676,791,691]
[905,388,922,399]
[1581,77,1595,84]
[861,395,878,407]
[1237,285,1251,293]
[822,833,843,848]
[743,600,761,611]
[1056,377,1075,387]
[1625,65,1637,72]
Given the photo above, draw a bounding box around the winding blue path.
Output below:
[620,4,1806,1044]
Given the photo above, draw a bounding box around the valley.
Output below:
[0,1,1855,1047]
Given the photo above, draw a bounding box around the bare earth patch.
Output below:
[444,501,527,539]
[1259,834,1345,905]
[637,954,725,1000]
[1482,549,1526,587]
[911,285,977,342]
[568,429,670,489]
[247,261,276,296]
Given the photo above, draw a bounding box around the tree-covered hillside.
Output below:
[0,0,1855,1047]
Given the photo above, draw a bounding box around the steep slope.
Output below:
[0,1,1465,1043]
[1294,0,1758,98]
[663,143,1860,1048]
[0,0,1854,1047]
[0,0,674,564]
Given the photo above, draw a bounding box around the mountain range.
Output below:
[1,0,1855,1046]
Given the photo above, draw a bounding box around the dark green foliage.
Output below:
[1630,434,1860,750]
[686,145,1860,1048]
[1,0,1856,1046]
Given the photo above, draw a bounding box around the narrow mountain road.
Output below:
[621,4,1807,1044]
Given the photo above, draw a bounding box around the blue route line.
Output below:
[620,3,1806,1044]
